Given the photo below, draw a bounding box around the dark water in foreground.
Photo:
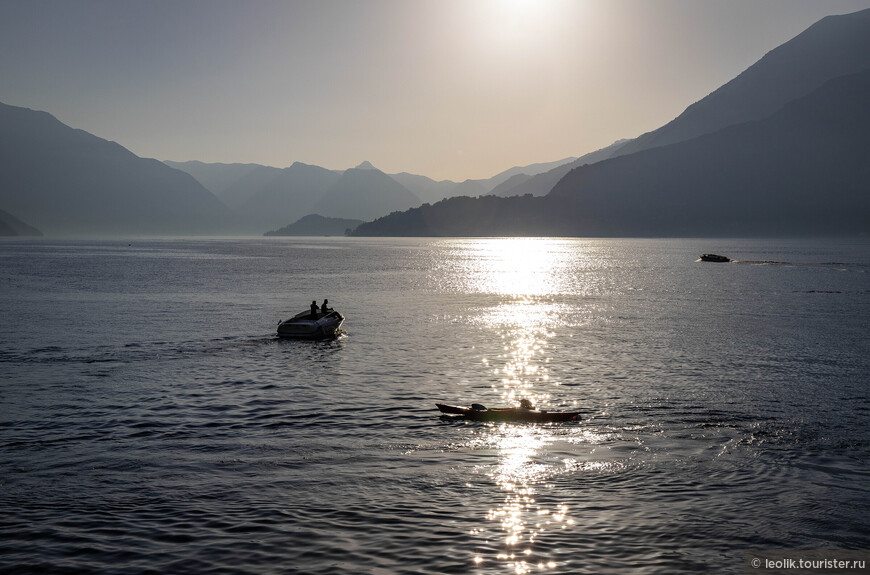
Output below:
[1,237,868,574]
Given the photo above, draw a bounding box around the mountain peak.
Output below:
[355,161,377,170]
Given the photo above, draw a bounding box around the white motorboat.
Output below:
[277,310,345,339]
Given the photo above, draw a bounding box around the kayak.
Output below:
[436,403,581,423]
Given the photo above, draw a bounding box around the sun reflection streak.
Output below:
[478,426,575,573]
[461,238,570,297]
[455,239,591,572]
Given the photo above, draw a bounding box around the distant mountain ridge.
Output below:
[354,8,870,237]
[159,153,582,234]
[213,165,287,210]
[546,68,870,236]
[236,162,341,231]
[168,156,581,201]
[612,8,870,158]
[265,214,363,236]
[492,140,629,197]
[0,208,42,236]
[8,9,866,237]
[310,167,421,221]
[163,160,263,205]
[0,102,230,235]
[353,194,552,237]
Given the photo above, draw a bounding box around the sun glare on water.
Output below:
[452,239,587,572]
[465,238,565,297]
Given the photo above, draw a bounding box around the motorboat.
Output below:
[277,309,345,339]
[700,254,731,263]
[436,403,581,423]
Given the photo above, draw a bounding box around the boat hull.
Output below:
[436,403,580,423]
[700,254,731,262]
[277,311,344,340]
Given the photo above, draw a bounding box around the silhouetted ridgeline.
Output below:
[0,102,231,235]
[265,214,363,236]
[167,158,581,234]
[309,167,420,221]
[548,69,870,237]
[0,208,42,236]
[353,9,870,238]
[492,139,629,198]
[612,8,870,158]
[235,162,342,232]
[5,9,867,237]
[353,195,558,237]
[355,69,870,237]
[163,160,263,206]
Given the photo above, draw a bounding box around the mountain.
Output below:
[450,179,489,198]
[387,174,489,204]
[213,165,285,210]
[353,9,870,238]
[165,156,585,223]
[0,102,231,235]
[237,162,421,228]
[166,158,428,231]
[162,160,264,205]
[235,162,342,232]
[489,173,533,196]
[388,172,460,205]
[612,8,870,157]
[310,167,421,221]
[358,70,870,238]
[485,156,578,189]
[0,208,42,236]
[264,214,363,236]
[388,157,579,204]
[546,68,870,236]
[492,140,629,197]
[352,194,554,237]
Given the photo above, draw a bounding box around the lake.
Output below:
[1,237,868,574]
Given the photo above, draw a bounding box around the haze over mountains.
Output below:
[546,68,870,236]
[264,214,364,237]
[1,8,868,237]
[163,156,579,233]
[0,208,41,237]
[612,7,870,159]
[355,8,870,237]
[0,102,230,235]
[0,95,577,234]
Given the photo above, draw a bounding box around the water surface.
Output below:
[1,237,868,574]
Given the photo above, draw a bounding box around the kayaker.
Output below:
[320,299,331,314]
[310,300,319,318]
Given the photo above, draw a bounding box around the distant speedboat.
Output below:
[700,254,731,262]
[436,403,581,423]
[277,310,345,339]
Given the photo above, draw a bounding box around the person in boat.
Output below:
[518,398,534,410]
[320,299,332,314]
[310,300,319,319]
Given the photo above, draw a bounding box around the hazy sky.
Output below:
[2,0,869,181]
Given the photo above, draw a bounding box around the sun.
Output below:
[494,0,550,25]
[472,0,562,56]
[500,0,542,16]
